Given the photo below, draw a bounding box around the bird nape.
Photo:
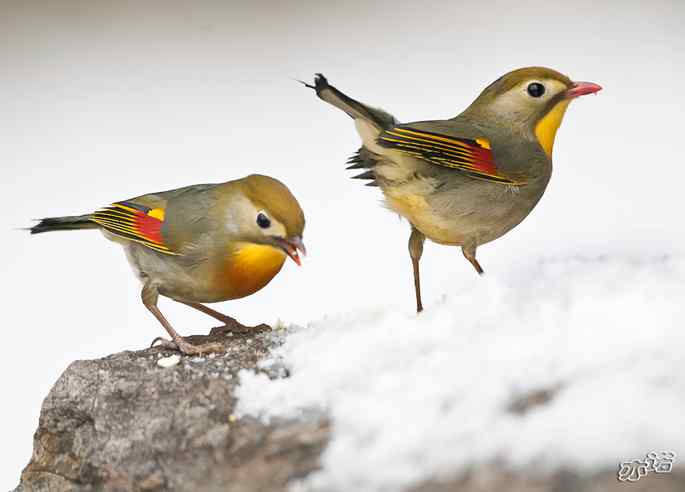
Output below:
[307,67,601,312]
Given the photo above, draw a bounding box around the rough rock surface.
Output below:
[15,327,685,492]
[16,328,329,492]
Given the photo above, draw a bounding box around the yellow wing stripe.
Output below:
[148,208,165,221]
[380,136,483,170]
[382,134,479,159]
[90,203,179,255]
[111,203,139,213]
[94,222,174,252]
[380,135,498,175]
[91,214,136,227]
[476,137,491,149]
[391,127,484,150]
[383,131,477,157]
[91,219,164,243]
[92,218,164,244]
[405,128,491,153]
[379,127,525,185]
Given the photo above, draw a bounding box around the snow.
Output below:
[237,255,685,491]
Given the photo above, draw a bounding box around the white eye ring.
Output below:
[256,211,271,229]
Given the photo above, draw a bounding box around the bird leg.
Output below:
[176,300,271,335]
[409,227,426,313]
[462,245,484,275]
[142,282,224,355]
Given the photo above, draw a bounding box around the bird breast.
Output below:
[216,243,287,300]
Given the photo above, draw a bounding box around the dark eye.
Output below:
[256,212,271,229]
[527,82,545,98]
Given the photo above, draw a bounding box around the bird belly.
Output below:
[382,178,545,247]
[120,241,212,301]
[375,156,465,244]
[383,189,465,245]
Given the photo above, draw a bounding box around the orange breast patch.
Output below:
[218,243,286,299]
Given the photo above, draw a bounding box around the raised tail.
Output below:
[29,214,98,234]
[305,74,398,130]
[304,74,399,187]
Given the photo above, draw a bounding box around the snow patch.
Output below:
[236,256,685,491]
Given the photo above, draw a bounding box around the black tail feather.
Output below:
[345,148,379,186]
[304,73,398,130]
[346,162,366,170]
[351,170,375,180]
[304,73,395,190]
[29,215,97,234]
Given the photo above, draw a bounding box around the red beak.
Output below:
[277,236,306,266]
[565,81,602,99]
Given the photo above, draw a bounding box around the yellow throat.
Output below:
[535,99,570,158]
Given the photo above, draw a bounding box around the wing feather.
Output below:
[91,201,178,255]
[378,127,523,185]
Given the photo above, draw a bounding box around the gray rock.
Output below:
[15,328,329,492]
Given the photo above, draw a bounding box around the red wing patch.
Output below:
[91,201,177,254]
[378,127,524,185]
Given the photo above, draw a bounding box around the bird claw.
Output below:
[150,337,176,349]
[150,336,225,356]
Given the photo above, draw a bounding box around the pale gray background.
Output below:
[1,0,683,487]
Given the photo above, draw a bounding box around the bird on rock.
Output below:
[306,67,601,312]
[29,174,306,355]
